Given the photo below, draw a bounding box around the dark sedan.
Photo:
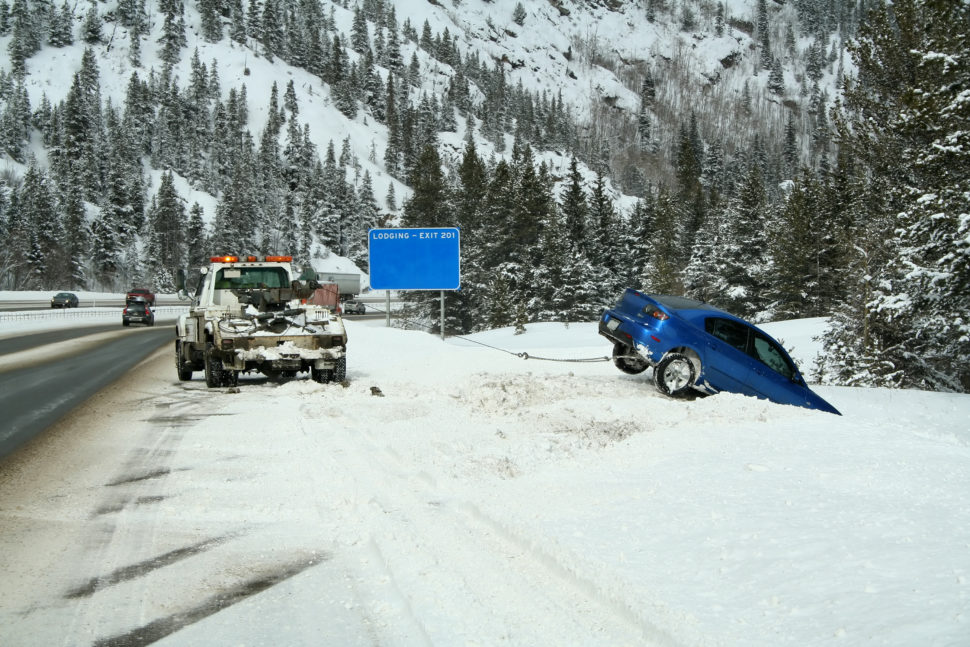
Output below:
[600,290,840,415]
[50,292,79,308]
[122,297,155,326]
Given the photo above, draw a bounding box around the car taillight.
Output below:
[647,308,669,321]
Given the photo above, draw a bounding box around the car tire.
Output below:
[612,343,649,375]
[654,352,696,397]
[176,341,193,381]
[123,320,130,326]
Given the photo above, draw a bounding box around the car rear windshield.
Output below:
[652,295,718,312]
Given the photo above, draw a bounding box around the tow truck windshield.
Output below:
[214,267,289,290]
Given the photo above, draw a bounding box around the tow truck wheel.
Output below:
[204,341,224,388]
[333,356,347,382]
[175,341,193,381]
[311,366,332,384]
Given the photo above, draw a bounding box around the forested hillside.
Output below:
[0,0,967,391]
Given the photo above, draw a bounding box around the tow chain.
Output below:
[514,352,610,363]
[365,306,611,364]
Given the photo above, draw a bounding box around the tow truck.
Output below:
[175,255,347,387]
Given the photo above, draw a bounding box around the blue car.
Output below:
[599,290,840,415]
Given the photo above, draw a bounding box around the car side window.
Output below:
[750,331,796,380]
[705,318,749,353]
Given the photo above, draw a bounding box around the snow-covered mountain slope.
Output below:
[8,0,833,212]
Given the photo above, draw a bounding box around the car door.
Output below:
[745,328,812,407]
[701,318,760,397]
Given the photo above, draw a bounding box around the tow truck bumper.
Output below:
[216,334,345,372]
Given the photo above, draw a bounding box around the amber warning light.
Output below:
[209,255,293,263]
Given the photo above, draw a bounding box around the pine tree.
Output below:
[1,188,33,289]
[48,1,74,47]
[643,184,681,294]
[199,0,223,42]
[675,114,705,263]
[768,171,822,319]
[186,202,207,267]
[351,5,370,53]
[682,198,725,304]
[261,0,285,61]
[512,3,526,26]
[717,161,771,318]
[383,72,402,175]
[560,157,587,252]
[587,172,621,298]
[81,4,102,43]
[0,77,30,161]
[20,164,64,288]
[159,0,186,66]
[61,186,88,289]
[821,0,970,391]
[90,209,121,288]
[147,171,187,278]
[757,0,772,69]
[403,144,448,227]
[767,55,784,94]
[60,70,102,203]
[229,0,246,44]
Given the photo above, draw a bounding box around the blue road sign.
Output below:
[368,227,461,290]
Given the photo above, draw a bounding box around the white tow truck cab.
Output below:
[175,255,347,387]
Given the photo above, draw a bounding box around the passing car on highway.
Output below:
[50,292,79,308]
[122,297,154,326]
[126,287,155,306]
[343,299,366,315]
[599,290,840,415]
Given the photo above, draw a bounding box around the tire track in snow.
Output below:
[334,410,678,646]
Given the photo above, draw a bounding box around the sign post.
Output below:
[368,228,461,339]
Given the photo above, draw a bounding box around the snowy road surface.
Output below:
[0,317,968,646]
[0,325,172,459]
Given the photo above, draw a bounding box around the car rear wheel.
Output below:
[654,352,696,397]
[612,343,649,374]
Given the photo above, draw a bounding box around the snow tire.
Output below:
[612,342,649,375]
[654,352,696,397]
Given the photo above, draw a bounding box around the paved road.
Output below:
[0,326,173,460]
[0,323,125,355]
